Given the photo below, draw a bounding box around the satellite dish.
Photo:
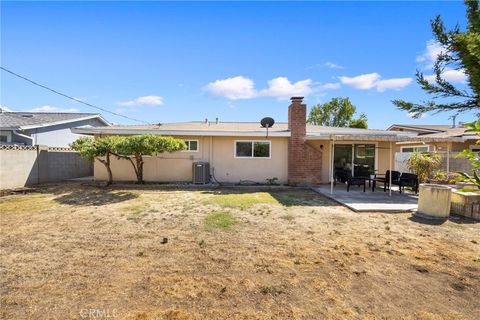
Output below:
[260,117,275,138]
[260,117,275,128]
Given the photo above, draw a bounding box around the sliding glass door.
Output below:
[353,144,375,177]
[334,144,376,178]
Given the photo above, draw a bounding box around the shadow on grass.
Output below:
[201,188,337,207]
[53,188,138,206]
[409,213,479,225]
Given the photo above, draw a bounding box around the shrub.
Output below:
[406,151,442,183]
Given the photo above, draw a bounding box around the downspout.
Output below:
[389,141,392,197]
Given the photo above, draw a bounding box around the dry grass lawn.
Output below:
[0,183,479,320]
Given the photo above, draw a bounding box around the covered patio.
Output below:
[306,131,463,212]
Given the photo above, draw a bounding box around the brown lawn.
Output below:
[0,183,479,320]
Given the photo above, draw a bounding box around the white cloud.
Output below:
[376,78,413,92]
[260,77,313,100]
[318,82,341,90]
[27,105,80,113]
[206,76,313,100]
[0,105,14,112]
[424,68,468,84]
[339,73,413,92]
[339,73,381,90]
[323,62,344,69]
[205,76,256,100]
[416,40,445,67]
[117,95,164,106]
[407,112,428,119]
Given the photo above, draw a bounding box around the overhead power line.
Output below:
[0,66,149,124]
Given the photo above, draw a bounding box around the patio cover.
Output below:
[306,133,465,197]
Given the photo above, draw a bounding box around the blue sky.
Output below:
[1,1,477,129]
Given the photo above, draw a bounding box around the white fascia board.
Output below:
[71,127,291,137]
[385,125,443,133]
[19,115,110,130]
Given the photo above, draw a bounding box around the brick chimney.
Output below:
[287,97,322,184]
[288,96,307,136]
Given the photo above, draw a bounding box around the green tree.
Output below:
[307,97,368,128]
[70,136,119,185]
[115,134,186,184]
[393,0,480,118]
[348,113,368,129]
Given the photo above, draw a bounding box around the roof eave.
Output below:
[305,134,465,143]
[18,114,110,130]
[71,127,291,137]
[386,124,445,133]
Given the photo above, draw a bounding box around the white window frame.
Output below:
[469,145,480,152]
[401,145,430,153]
[333,142,378,177]
[182,139,199,152]
[234,140,271,159]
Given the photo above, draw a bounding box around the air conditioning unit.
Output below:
[193,162,210,184]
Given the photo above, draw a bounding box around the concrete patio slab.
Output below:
[313,184,418,212]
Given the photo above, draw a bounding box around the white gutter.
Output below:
[71,127,291,137]
[13,130,34,142]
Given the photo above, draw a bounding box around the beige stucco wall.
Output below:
[209,136,288,183]
[95,136,289,184]
[377,141,395,174]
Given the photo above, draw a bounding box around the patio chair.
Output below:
[372,170,401,192]
[345,171,366,192]
[397,173,419,194]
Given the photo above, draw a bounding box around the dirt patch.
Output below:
[0,183,478,319]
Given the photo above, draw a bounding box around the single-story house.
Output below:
[72,97,475,185]
[0,110,110,147]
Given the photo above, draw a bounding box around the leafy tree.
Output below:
[393,0,480,117]
[70,136,119,185]
[307,97,368,128]
[115,134,186,184]
[348,113,368,129]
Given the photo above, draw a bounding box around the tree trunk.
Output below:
[105,153,113,185]
[97,157,113,186]
[135,154,144,184]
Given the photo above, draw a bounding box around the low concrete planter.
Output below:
[417,184,452,218]
[451,190,480,221]
[455,181,479,190]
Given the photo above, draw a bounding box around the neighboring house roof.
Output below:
[387,124,452,133]
[0,112,110,130]
[387,123,477,141]
[71,121,463,142]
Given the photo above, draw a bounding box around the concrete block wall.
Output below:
[0,145,92,189]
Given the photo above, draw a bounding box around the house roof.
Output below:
[0,112,110,130]
[387,124,452,132]
[387,123,477,141]
[73,121,455,141]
